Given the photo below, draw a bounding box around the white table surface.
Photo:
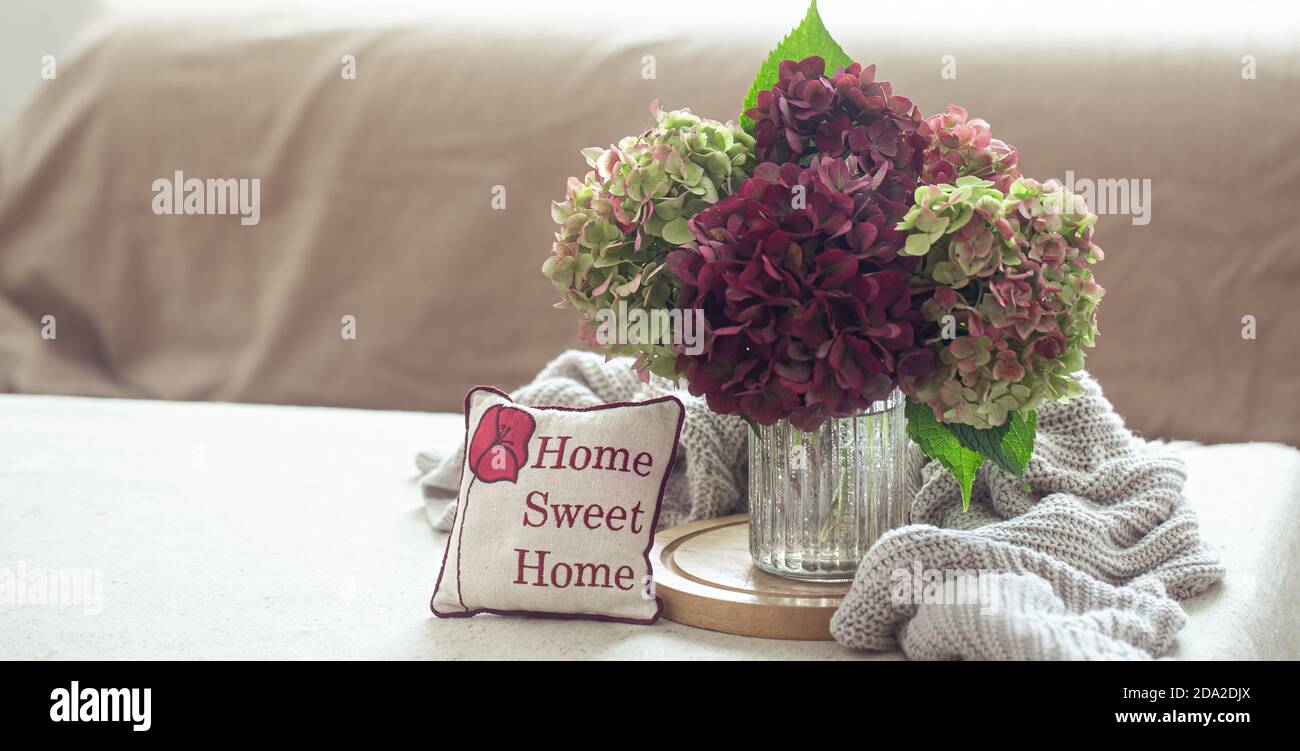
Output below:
[0,394,1295,660]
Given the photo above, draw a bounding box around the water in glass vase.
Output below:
[748,389,910,581]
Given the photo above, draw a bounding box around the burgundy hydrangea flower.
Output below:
[667,158,927,431]
[745,56,928,209]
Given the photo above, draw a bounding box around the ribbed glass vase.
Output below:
[748,389,910,581]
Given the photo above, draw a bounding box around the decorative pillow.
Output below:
[431,386,684,624]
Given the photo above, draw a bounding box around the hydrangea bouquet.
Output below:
[543,1,1103,510]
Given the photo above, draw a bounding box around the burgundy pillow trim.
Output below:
[430,385,684,625]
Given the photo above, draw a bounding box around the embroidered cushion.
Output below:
[431,386,684,623]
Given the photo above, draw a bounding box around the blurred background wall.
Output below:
[0,0,95,124]
[1,1,1297,446]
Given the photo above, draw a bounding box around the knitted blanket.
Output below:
[418,350,1224,659]
[830,374,1225,659]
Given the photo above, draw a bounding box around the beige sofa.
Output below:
[1,0,1297,446]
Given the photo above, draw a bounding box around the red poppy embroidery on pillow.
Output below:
[467,404,536,483]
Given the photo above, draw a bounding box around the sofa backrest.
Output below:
[1,1,1297,445]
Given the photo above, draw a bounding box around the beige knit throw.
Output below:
[418,350,1224,659]
[833,371,1225,659]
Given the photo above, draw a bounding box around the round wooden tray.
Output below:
[651,514,850,640]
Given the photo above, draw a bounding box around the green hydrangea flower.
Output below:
[543,103,755,377]
[896,176,1105,429]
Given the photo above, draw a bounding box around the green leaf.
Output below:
[905,399,984,511]
[740,0,853,131]
[740,414,761,437]
[947,410,1037,479]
